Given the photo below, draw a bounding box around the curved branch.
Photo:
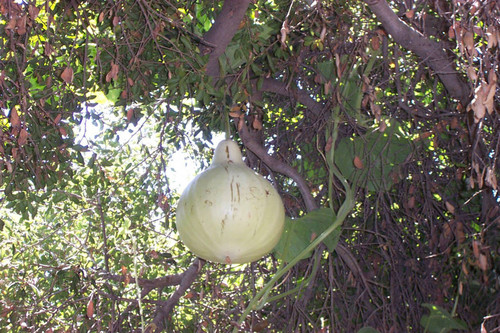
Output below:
[236,118,318,212]
[200,0,252,77]
[364,0,470,103]
[146,258,205,332]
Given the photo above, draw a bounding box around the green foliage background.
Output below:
[0,0,498,332]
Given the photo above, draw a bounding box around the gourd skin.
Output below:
[176,140,285,264]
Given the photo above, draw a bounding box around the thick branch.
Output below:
[200,0,252,77]
[364,0,470,103]
[147,258,205,332]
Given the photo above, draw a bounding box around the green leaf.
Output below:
[274,208,341,262]
[357,327,381,333]
[335,120,412,192]
[316,61,336,81]
[420,303,468,333]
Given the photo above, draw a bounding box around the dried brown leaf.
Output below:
[448,26,455,39]
[126,108,134,122]
[455,221,465,244]
[485,167,497,190]
[478,167,485,188]
[280,20,289,46]
[229,110,242,118]
[471,83,486,123]
[486,26,498,49]
[466,66,477,81]
[44,42,54,57]
[18,128,28,146]
[407,196,415,209]
[16,15,27,35]
[462,260,469,276]
[12,148,19,162]
[10,106,21,131]
[371,35,380,50]
[445,201,455,214]
[472,240,480,260]
[353,156,364,169]
[252,117,262,130]
[5,17,16,31]
[463,31,474,51]
[28,5,40,20]
[370,103,381,120]
[5,161,13,173]
[61,66,74,84]
[478,254,488,272]
[86,300,94,318]
[484,78,497,115]
[378,120,387,132]
[325,136,333,152]
[105,61,119,83]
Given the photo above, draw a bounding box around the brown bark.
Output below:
[201,0,252,78]
[364,0,470,103]
[146,259,205,332]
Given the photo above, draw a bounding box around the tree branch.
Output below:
[364,0,470,103]
[200,0,252,77]
[257,78,326,118]
[101,271,183,289]
[236,118,318,212]
[146,258,205,332]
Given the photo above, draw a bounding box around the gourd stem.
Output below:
[224,107,231,140]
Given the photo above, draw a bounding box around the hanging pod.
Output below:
[175,140,285,264]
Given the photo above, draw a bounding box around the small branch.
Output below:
[101,272,184,289]
[364,0,470,103]
[146,258,205,332]
[256,78,326,118]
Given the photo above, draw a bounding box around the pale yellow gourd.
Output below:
[175,140,285,264]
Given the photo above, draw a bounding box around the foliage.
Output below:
[420,303,468,333]
[0,0,499,332]
[274,208,341,262]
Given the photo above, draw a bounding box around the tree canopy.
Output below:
[0,0,499,332]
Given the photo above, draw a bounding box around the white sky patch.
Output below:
[167,150,199,193]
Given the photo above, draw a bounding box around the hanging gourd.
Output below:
[175,140,285,264]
